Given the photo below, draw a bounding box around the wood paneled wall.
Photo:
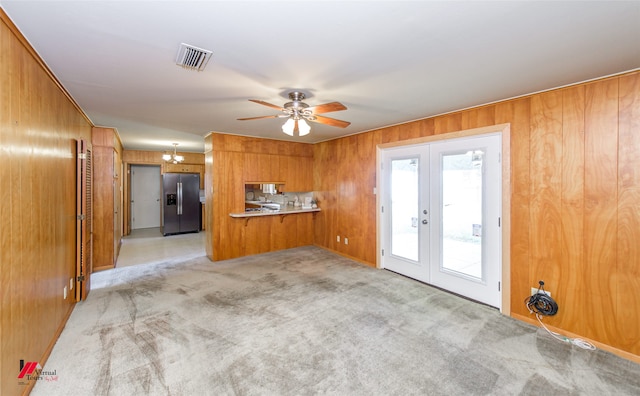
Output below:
[92,127,123,271]
[313,71,640,360]
[123,149,205,166]
[0,9,93,395]
[204,133,315,261]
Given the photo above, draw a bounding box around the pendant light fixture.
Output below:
[163,143,184,164]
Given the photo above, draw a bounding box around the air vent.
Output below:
[175,43,212,71]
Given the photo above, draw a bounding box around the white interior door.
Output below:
[131,165,161,229]
[381,133,502,308]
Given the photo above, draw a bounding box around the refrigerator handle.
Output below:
[177,182,183,215]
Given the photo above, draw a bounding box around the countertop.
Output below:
[230,203,320,218]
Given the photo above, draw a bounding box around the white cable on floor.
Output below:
[536,313,596,351]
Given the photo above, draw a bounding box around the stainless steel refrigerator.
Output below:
[162,173,200,236]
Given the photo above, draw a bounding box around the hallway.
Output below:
[115,228,205,269]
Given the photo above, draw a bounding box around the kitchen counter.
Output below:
[230,204,320,218]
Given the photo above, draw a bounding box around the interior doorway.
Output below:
[380,132,502,308]
[130,165,162,230]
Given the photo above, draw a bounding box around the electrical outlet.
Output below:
[531,287,551,298]
[344,237,349,245]
[337,235,340,243]
[70,278,74,290]
[63,286,68,300]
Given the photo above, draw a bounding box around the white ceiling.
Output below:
[2,1,639,153]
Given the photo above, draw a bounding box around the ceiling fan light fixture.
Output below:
[281,118,296,136]
[297,119,311,136]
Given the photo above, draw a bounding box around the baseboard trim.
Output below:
[512,313,640,365]
[20,302,75,396]
[314,245,376,268]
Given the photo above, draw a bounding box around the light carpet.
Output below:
[33,246,640,395]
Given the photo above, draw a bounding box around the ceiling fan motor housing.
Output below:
[284,92,311,119]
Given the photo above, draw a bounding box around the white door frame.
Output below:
[376,124,511,314]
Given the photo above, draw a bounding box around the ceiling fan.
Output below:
[238,91,350,137]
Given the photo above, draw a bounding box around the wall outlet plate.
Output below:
[531,287,551,297]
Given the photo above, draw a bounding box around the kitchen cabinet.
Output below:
[206,133,318,261]
[164,163,204,189]
[164,163,202,174]
[243,153,283,182]
[281,156,313,192]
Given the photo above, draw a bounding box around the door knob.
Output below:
[422,219,428,224]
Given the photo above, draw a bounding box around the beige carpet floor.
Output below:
[32,238,640,395]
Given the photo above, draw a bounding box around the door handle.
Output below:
[422,219,428,224]
[177,182,183,215]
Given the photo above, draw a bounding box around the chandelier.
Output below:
[162,143,184,164]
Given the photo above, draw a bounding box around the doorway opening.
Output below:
[130,165,162,230]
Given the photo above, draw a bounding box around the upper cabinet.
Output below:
[282,156,313,192]
[241,153,312,191]
[164,163,203,174]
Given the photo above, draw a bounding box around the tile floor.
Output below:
[115,227,205,268]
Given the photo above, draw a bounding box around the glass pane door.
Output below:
[441,150,483,280]
[390,158,419,261]
[381,145,429,283]
[429,134,501,308]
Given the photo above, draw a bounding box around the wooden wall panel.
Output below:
[529,91,564,325]
[213,151,245,260]
[434,112,463,134]
[313,139,339,251]
[123,149,204,165]
[461,105,496,130]
[205,146,214,258]
[583,79,619,344]
[207,134,316,261]
[212,132,313,157]
[92,146,115,268]
[1,10,93,395]
[312,71,640,360]
[617,73,640,351]
[558,86,586,334]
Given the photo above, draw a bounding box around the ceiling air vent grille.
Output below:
[175,43,212,71]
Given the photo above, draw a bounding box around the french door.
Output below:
[381,133,502,308]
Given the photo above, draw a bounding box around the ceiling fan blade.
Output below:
[309,114,351,128]
[248,99,284,111]
[237,115,283,121]
[307,101,347,114]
